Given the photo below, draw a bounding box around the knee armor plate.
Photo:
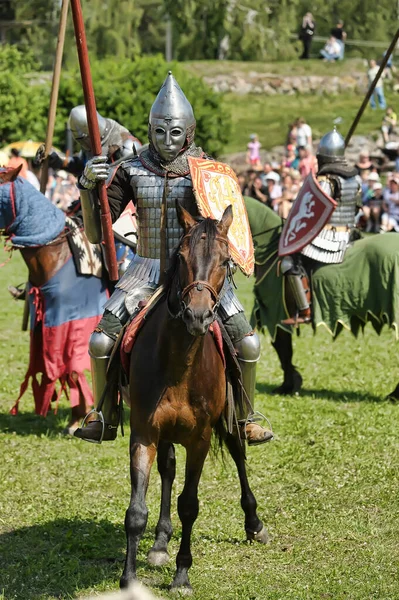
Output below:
[235,332,261,363]
[89,329,115,360]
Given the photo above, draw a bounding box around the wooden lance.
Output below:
[40,0,69,195]
[345,27,399,147]
[70,0,119,281]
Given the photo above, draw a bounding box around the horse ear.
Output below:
[217,205,233,236]
[176,200,197,233]
[0,165,23,183]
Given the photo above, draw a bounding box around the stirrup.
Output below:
[79,409,105,444]
[239,411,274,445]
[243,411,273,435]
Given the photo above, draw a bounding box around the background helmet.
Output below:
[68,105,111,152]
[317,126,345,159]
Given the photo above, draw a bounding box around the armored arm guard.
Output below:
[79,186,103,244]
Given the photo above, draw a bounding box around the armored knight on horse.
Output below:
[74,71,272,446]
[279,127,361,325]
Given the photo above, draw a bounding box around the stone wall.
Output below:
[205,72,367,96]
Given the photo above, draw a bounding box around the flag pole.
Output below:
[40,0,69,194]
[70,0,118,281]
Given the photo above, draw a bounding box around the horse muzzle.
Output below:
[182,306,214,336]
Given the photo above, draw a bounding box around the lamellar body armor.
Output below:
[301,173,360,264]
[104,155,243,322]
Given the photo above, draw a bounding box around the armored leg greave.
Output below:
[280,255,311,325]
[89,328,120,427]
[235,332,261,418]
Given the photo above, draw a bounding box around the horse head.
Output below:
[0,165,23,184]
[175,202,233,336]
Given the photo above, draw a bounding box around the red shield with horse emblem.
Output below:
[188,157,254,275]
[278,172,337,257]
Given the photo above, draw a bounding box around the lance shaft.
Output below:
[345,28,399,147]
[70,0,118,281]
[40,0,69,194]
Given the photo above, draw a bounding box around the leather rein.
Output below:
[167,230,230,320]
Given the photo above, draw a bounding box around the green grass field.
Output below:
[222,89,397,154]
[1,253,399,600]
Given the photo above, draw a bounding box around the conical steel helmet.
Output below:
[317,126,345,158]
[68,105,110,151]
[149,71,196,144]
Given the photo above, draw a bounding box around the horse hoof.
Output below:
[246,525,270,544]
[147,549,170,566]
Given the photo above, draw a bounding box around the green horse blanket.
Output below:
[245,196,399,340]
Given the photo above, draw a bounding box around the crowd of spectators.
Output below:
[240,113,399,234]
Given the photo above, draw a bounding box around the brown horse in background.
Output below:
[0,166,107,432]
[121,204,268,593]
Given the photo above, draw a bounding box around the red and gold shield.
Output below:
[188,157,254,275]
[279,172,337,257]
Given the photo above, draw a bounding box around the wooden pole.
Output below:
[345,28,399,147]
[70,0,119,282]
[40,0,70,194]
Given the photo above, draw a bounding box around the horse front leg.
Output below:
[224,432,269,544]
[120,439,157,589]
[170,438,210,593]
[147,441,176,566]
[272,328,302,395]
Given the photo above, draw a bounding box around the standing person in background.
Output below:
[299,12,315,60]
[296,118,312,149]
[368,59,387,110]
[246,134,262,168]
[7,148,28,179]
[330,19,346,60]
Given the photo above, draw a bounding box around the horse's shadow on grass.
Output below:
[257,382,386,403]
[0,407,72,437]
[0,518,157,599]
[0,408,131,438]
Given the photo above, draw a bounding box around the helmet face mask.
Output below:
[151,119,186,161]
[149,71,196,161]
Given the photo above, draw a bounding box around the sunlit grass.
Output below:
[1,255,399,599]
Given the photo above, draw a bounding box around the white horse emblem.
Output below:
[284,191,315,246]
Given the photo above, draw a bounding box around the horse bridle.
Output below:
[168,230,231,320]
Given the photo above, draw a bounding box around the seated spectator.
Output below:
[278,174,299,219]
[381,174,399,232]
[298,146,317,179]
[355,150,373,174]
[265,172,283,212]
[361,171,380,203]
[260,162,280,186]
[381,107,397,145]
[320,36,341,62]
[361,182,384,233]
[248,175,270,205]
[246,134,262,168]
[282,144,297,169]
[237,172,249,195]
[330,19,346,60]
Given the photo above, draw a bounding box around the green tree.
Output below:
[56,54,231,157]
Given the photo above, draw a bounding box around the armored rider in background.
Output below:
[34,105,142,177]
[281,127,361,325]
[73,71,272,446]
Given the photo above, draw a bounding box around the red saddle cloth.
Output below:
[121,305,225,374]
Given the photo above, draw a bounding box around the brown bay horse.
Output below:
[121,204,268,593]
[0,166,107,431]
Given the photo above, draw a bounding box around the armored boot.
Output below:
[235,333,274,446]
[74,313,122,443]
[280,256,311,326]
